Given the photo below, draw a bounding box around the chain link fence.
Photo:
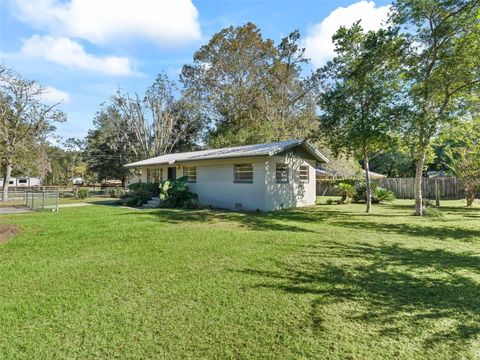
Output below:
[2,190,59,211]
[24,191,59,211]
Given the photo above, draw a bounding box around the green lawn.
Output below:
[0,199,479,359]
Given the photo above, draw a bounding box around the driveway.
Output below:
[0,207,32,215]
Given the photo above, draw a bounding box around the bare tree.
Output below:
[0,66,65,201]
[112,74,202,158]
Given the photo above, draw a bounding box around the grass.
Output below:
[0,198,479,359]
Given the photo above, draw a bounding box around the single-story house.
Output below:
[124,139,329,211]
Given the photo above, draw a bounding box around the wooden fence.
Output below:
[317,177,466,199]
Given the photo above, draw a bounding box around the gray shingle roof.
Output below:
[124,139,328,168]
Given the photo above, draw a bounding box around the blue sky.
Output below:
[0,0,391,140]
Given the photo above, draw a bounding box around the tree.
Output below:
[392,0,480,215]
[318,24,404,213]
[85,106,136,185]
[85,73,202,184]
[181,23,319,148]
[0,66,65,200]
[63,138,85,180]
[112,73,202,158]
[445,118,480,206]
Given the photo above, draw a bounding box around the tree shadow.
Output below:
[332,219,480,242]
[119,208,353,233]
[236,241,480,350]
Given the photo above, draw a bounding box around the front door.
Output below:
[167,167,176,181]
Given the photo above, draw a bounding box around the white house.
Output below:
[124,139,329,211]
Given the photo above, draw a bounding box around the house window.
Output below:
[276,163,289,183]
[159,168,163,181]
[234,164,253,183]
[299,165,309,182]
[183,166,197,183]
[18,179,28,184]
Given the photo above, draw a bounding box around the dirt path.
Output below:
[0,224,19,244]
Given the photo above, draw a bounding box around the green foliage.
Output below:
[353,181,377,203]
[108,188,124,198]
[354,182,396,204]
[181,23,319,147]
[123,182,160,207]
[334,183,356,203]
[392,0,480,214]
[372,187,396,203]
[77,188,89,199]
[423,206,444,218]
[159,176,198,209]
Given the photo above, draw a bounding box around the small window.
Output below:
[8,180,14,184]
[18,179,28,184]
[183,166,197,183]
[299,165,309,182]
[234,164,253,183]
[276,163,289,183]
[159,168,163,181]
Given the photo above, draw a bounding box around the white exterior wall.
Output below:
[265,153,316,211]
[180,157,268,211]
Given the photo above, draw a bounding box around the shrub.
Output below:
[354,181,376,203]
[108,188,124,198]
[372,187,395,203]
[77,188,89,199]
[423,206,444,218]
[335,183,356,203]
[128,182,159,197]
[159,176,198,209]
[124,182,159,207]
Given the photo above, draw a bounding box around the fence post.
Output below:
[31,191,34,209]
[42,191,45,210]
[56,191,59,212]
[435,180,440,207]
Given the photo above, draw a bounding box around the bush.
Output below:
[159,176,198,209]
[77,188,89,199]
[335,183,356,203]
[128,182,159,197]
[372,187,395,203]
[108,188,124,198]
[423,206,444,218]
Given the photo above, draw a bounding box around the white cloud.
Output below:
[9,0,201,46]
[304,1,390,67]
[41,86,71,104]
[21,35,133,76]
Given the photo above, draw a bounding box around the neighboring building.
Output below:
[72,177,85,185]
[124,139,329,211]
[0,177,42,188]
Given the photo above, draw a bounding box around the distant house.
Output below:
[0,177,42,188]
[124,139,329,211]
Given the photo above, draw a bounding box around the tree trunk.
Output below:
[414,148,427,216]
[364,153,372,213]
[2,160,13,202]
[466,188,476,207]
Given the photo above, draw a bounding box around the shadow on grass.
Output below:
[333,219,480,242]
[237,241,480,349]
[120,207,353,233]
[118,202,480,239]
